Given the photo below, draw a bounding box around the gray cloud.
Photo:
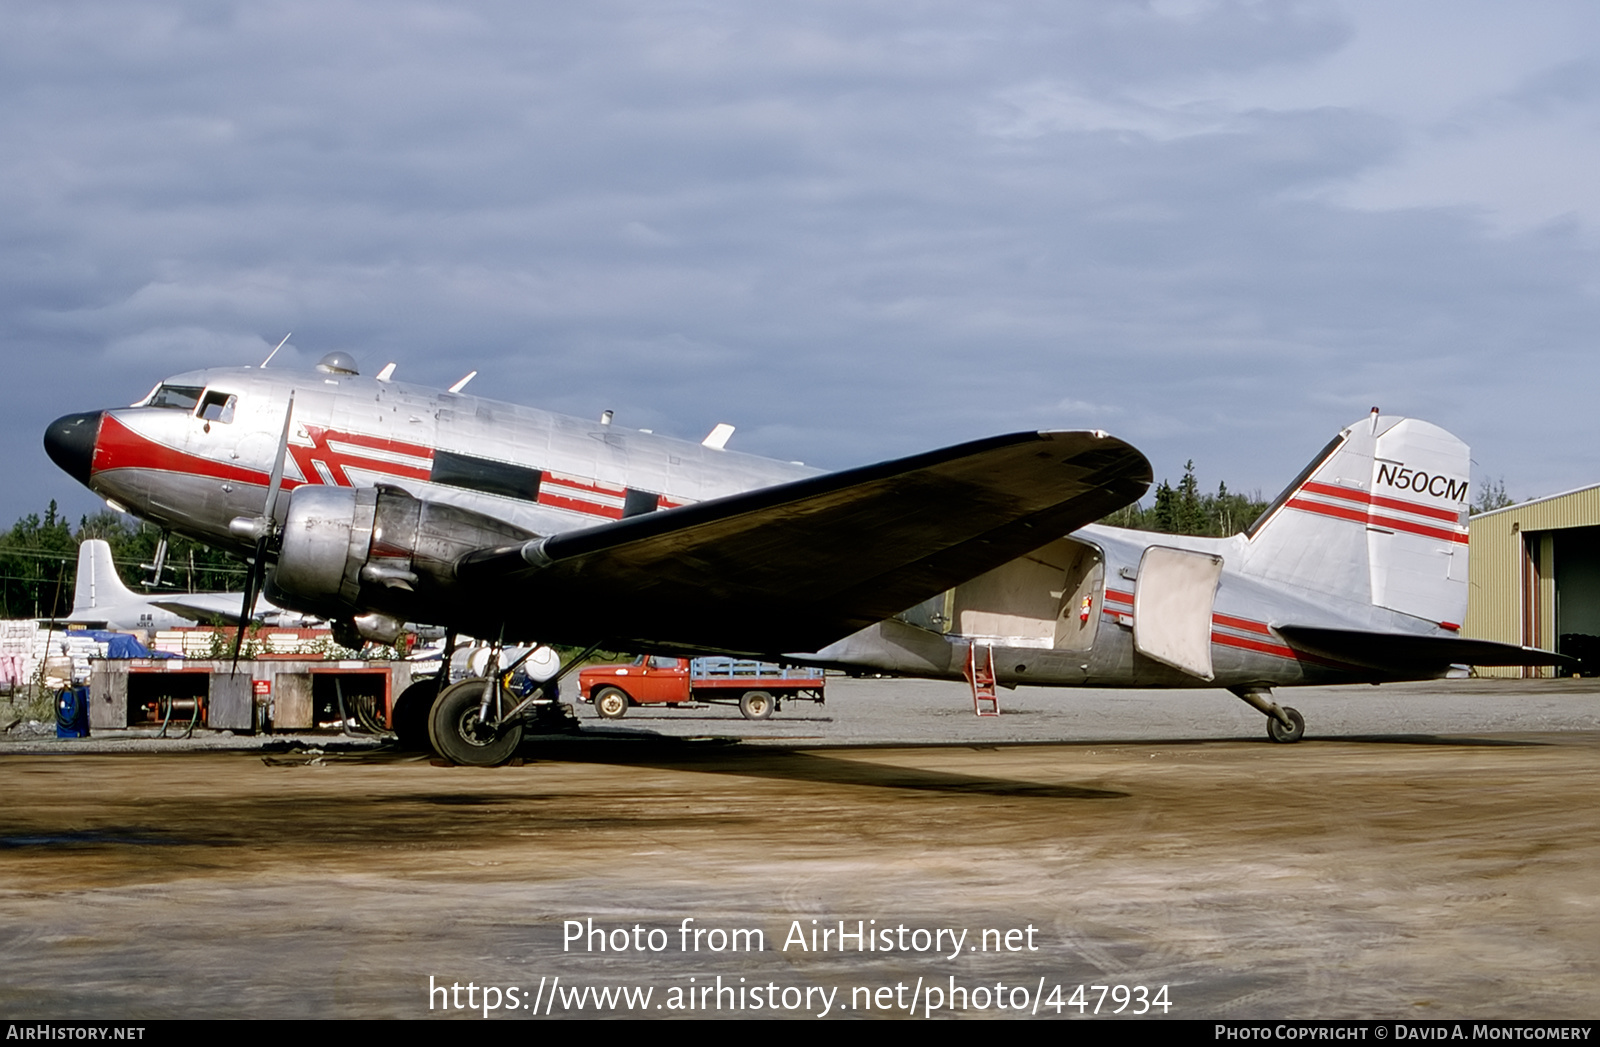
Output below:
[5,0,1599,527]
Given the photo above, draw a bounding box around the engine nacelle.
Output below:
[270,484,536,626]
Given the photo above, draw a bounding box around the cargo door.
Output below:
[1133,546,1224,680]
[1053,539,1103,652]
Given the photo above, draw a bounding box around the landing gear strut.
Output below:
[1230,685,1305,744]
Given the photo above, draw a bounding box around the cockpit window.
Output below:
[147,384,205,411]
[197,390,237,424]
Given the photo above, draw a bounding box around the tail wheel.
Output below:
[593,686,630,719]
[1266,706,1305,744]
[738,690,775,720]
[428,678,524,766]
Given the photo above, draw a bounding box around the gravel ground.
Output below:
[2,676,1597,1020]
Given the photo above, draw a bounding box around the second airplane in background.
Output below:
[62,538,296,633]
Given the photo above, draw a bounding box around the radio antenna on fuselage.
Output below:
[259,332,292,368]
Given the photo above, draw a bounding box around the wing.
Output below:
[459,430,1150,654]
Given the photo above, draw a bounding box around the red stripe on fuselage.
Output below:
[91,413,675,526]
[290,425,433,487]
[542,471,625,498]
[537,491,625,520]
[1211,631,1299,660]
[92,415,282,489]
[1210,630,1357,671]
[321,428,434,458]
[1213,612,1274,637]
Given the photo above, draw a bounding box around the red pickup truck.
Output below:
[578,656,825,720]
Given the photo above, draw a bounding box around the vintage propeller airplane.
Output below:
[43,351,1563,764]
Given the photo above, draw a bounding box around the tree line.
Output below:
[1100,464,1518,535]
[1099,461,1270,537]
[0,502,245,619]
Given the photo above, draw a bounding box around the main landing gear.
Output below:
[424,639,603,767]
[428,678,524,766]
[1230,685,1306,744]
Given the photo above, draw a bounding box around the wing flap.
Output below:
[458,430,1150,653]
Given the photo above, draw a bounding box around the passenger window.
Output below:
[197,391,237,424]
[647,656,680,670]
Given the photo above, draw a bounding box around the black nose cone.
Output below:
[44,411,105,487]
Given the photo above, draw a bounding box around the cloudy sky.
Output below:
[6,0,1600,527]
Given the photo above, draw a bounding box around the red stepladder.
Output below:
[965,642,1000,716]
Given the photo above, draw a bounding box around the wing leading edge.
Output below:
[458,430,1151,654]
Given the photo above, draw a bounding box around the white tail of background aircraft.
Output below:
[71,539,139,615]
[65,539,287,632]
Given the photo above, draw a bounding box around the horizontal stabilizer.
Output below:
[1275,625,1574,672]
[149,594,273,623]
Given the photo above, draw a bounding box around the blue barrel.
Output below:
[55,686,89,738]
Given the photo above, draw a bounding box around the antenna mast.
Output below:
[259,332,292,368]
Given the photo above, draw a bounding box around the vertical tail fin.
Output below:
[71,539,138,613]
[1240,414,1470,628]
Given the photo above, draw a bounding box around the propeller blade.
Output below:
[233,395,294,673]
[230,539,264,671]
[262,392,295,525]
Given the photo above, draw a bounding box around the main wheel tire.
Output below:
[1266,706,1306,744]
[427,679,524,766]
[593,686,630,720]
[391,678,442,751]
[738,690,775,721]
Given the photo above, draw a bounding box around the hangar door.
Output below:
[1523,525,1600,674]
[1555,526,1600,674]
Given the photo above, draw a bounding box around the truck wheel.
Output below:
[594,687,630,720]
[738,690,775,720]
[427,679,523,767]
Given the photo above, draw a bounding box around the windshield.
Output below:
[146,384,205,411]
